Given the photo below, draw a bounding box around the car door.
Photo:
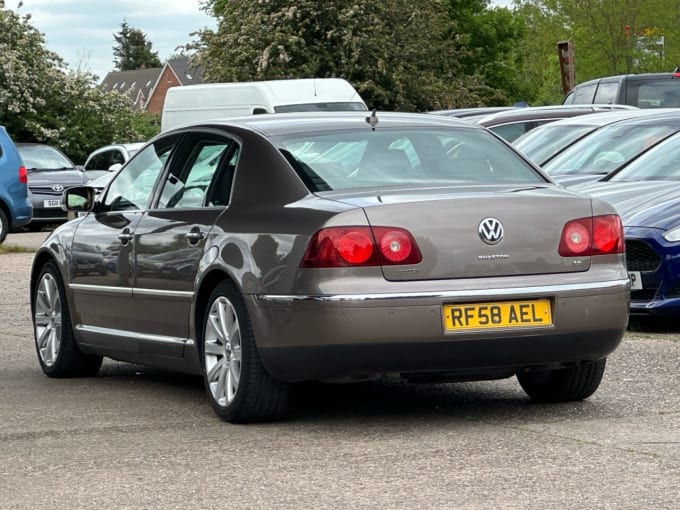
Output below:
[69,135,179,350]
[129,130,240,354]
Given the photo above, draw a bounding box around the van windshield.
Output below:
[274,102,368,113]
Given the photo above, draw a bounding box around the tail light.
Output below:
[301,226,422,268]
[559,214,624,257]
[18,165,28,184]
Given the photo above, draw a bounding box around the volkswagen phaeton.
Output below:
[30,112,630,422]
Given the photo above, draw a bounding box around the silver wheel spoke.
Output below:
[34,273,62,367]
[204,294,243,407]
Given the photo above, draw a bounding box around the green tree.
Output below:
[0,2,154,162]
[194,0,499,111]
[113,20,162,71]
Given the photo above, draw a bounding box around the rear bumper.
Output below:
[249,279,630,381]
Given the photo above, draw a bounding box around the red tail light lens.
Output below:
[559,215,624,257]
[18,165,28,184]
[301,226,422,268]
[593,214,624,254]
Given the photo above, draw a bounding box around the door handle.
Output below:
[118,228,133,245]
[186,228,206,244]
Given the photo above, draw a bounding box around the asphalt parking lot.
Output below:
[1,230,679,509]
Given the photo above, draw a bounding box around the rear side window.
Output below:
[593,81,619,104]
[276,127,545,192]
[569,82,598,104]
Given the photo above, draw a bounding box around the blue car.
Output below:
[0,126,32,243]
[575,130,680,316]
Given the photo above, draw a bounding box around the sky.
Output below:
[5,0,215,81]
[5,0,515,83]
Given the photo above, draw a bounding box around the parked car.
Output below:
[473,104,636,142]
[429,106,519,121]
[83,143,145,180]
[0,127,32,242]
[574,130,680,316]
[541,113,680,186]
[30,112,629,423]
[18,143,90,230]
[562,71,680,108]
[513,108,677,166]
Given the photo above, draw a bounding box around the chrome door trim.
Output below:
[75,324,194,347]
[69,283,131,296]
[69,283,193,301]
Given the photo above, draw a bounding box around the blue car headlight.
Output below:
[663,226,680,242]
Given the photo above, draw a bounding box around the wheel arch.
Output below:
[193,269,240,355]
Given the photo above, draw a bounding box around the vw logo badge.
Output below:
[478,217,504,245]
[51,184,64,192]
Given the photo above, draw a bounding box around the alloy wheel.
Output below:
[34,273,62,367]
[204,296,242,407]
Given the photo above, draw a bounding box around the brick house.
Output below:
[100,56,204,114]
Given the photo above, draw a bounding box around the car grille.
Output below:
[625,240,660,272]
[31,208,67,219]
[29,186,67,196]
[631,288,658,301]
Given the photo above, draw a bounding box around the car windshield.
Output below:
[542,124,679,176]
[19,145,74,170]
[608,131,680,181]
[514,124,597,165]
[275,127,545,192]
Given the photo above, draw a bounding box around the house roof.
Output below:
[99,56,204,104]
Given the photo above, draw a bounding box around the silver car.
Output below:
[30,112,630,422]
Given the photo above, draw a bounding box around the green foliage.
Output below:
[113,20,162,71]
[0,4,152,163]
[194,0,507,110]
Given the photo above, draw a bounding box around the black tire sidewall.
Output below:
[0,208,8,244]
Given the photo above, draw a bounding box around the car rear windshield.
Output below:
[608,131,680,181]
[514,124,597,165]
[275,127,545,192]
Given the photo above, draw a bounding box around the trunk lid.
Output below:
[325,185,593,281]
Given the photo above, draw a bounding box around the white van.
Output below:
[161,78,367,131]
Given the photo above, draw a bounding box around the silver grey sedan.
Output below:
[30,112,630,422]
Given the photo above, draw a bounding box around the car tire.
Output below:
[0,208,8,244]
[33,261,103,377]
[202,281,289,423]
[517,358,606,402]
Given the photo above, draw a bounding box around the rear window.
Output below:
[628,79,680,108]
[514,124,596,165]
[609,131,680,181]
[275,128,545,192]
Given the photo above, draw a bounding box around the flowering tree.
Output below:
[0,2,156,162]
[194,0,501,110]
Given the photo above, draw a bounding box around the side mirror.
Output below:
[63,186,95,212]
[108,163,123,172]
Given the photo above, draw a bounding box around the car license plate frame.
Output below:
[628,271,643,290]
[443,299,552,331]
[43,199,61,208]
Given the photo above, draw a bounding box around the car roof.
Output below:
[519,108,680,128]
[165,111,480,137]
[475,105,636,126]
[428,107,518,118]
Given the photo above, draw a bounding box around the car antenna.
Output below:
[365,109,379,131]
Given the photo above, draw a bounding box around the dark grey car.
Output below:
[30,112,630,422]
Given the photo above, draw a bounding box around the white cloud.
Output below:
[4,0,214,79]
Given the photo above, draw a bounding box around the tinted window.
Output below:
[489,122,535,142]
[628,79,680,108]
[593,81,619,104]
[570,83,598,104]
[85,151,112,171]
[158,136,237,209]
[103,138,176,211]
[274,102,367,113]
[275,128,545,192]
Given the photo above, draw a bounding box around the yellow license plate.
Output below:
[443,299,552,331]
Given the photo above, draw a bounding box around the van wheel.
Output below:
[0,209,8,244]
[33,262,103,377]
[202,281,289,423]
[517,359,606,402]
